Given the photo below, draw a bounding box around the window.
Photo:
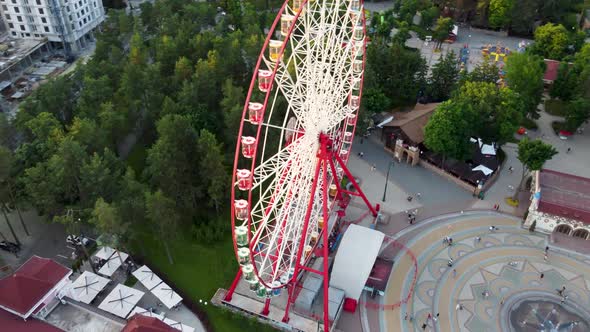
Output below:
[93,1,96,7]
[25,6,31,13]
[11,31,16,36]
[16,15,21,21]
[41,17,46,23]
[34,33,39,37]
[70,23,74,29]
[43,26,48,32]
[4,14,9,19]
[31,24,36,31]
[10,0,15,3]
[38,8,43,14]
[25,32,30,36]
[8,22,13,28]
[36,0,40,4]
[19,24,25,31]
[23,0,28,4]
[1,5,7,10]
[27,16,33,22]
[13,6,18,12]
[68,14,71,20]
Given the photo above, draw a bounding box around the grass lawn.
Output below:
[126,144,148,175]
[135,232,276,332]
[545,99,568,117]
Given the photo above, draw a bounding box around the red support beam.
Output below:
[321,155,331,332]
[333,154,378,217]
[282,152,324,323]
[261,298,271,316]
[224,269,243,302]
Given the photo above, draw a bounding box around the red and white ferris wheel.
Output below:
[225,0,378,329]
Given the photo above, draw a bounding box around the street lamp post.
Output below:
[382,160,395,202]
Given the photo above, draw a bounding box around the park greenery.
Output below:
[0,0,282,330]
[513,138,558,202]
[387,0,587,38]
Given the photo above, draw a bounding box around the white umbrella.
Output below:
[98,284,145,318]
[70,271,109,304]
[151,282,182,309]
[132,265,162,291]
[126,306,164,320]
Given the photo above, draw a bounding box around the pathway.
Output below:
[381,211,590,332]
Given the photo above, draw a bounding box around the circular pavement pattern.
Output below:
[382,212,590,332]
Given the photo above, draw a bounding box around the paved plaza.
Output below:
[380,211,590,332]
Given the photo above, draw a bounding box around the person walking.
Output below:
[475,236,481,243]
[416,192,421,199]
[567,147,571,154]
[448,237,453,246]
[433,313,439,322]
[540,273,544,280]
[404,313,408,320]
[544,254,548,261]
[452,269,457,278]
[558,286,566,296]
[545,246,549,254]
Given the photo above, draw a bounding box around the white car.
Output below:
[66,235,89,247]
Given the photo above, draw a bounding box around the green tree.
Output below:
[220,79,244,148]
[530,23,569,60]
[432,17,454,50]
[91,198,128,246]
[509,0,538,35]
[424,101,472,168]
[196,130,228,213]
[80,149,123,207]
[365,41,426,107]
[504,53,545,118]
[0,147,25,244]
[453,82,524,143]
[488,0,513,29]
[550,63,578,101]
[145,190,179,264]
[145,114,201,220]
[0,147,29,237]
[514,138,557,201]
[564,98,590,132]
[428,50,459,102]
[464,59,500,85]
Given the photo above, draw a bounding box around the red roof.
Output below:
[0,256,70,317]
[123,314,177,332]
[543,59,560,82]
[538,169,590,224]
[0,307,63,332]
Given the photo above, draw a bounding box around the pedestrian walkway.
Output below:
[381,212,590,332]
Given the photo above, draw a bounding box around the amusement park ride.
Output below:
[222,0,380,330]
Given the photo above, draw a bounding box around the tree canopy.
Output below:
[504,53,545,118]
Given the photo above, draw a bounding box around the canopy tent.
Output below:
[329,224,385,300]
[151,283,182,309]
[472,165,493,176]
[132,265,162,291]
[94,246,129,264]
[69,271,109,304]
[97,250,129,277]
[98,284,145,318]
[126,306,164,321]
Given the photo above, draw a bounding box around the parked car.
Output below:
[0,240,20,253]
[66,235,89,247]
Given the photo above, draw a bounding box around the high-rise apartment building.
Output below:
[0,0,104,53]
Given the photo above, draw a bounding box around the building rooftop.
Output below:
[538,169,590,224]
[383,103,440,144]
[123,314,177,332]
[0,309,63,332]
[543,59,560,82]
[0,256,70,318]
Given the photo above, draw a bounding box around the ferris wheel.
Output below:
[226,0,377,329]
